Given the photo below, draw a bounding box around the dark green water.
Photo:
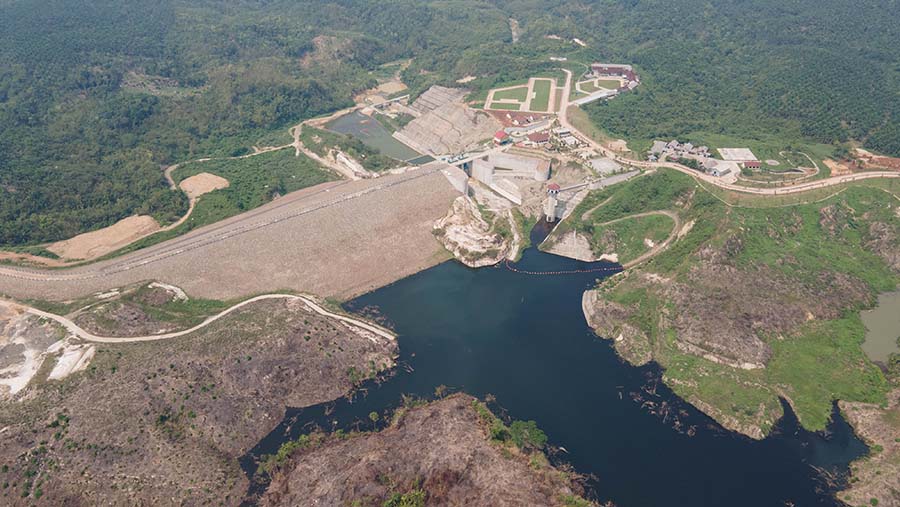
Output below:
[326,110,422,162]
[243,223,866,506]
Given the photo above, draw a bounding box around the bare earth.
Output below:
[0,167,461,302]
[262,394,587,507]
[0,298,397,505]
[178,172,229,199]
[47,215,161,261]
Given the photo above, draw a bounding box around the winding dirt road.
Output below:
[612,210,681,268]
[17,293,394,343]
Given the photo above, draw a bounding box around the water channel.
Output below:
[243,223,867,506]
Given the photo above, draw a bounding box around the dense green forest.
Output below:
[1,0,898,246]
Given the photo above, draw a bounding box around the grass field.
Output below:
[488,102,522,111]
[492,86,529,102]
[107,150,335,257]
[595,79,622,89]
[577,170,897,434]
[590,214,674,263]
[530,79,552,112]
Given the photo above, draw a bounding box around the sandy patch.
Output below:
[47,340,95,381]
[823,158,853,176]
[376,80,407,95]
[0,301,92,398]
[608,139,630,152]
[48,215,161,261]
[179,172,230,200]
[456,75,477,84]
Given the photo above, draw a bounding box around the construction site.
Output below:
[0,63,644,303]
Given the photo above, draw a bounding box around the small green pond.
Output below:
[862,291,900,363]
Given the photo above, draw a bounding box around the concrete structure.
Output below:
[544,183,561,222]
[471,153,551,185]
[471,152,551,205]
[588,157,622,176]
[394,86,501,156]
[718,148,758,162]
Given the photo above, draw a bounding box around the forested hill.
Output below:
[1,0,898,247]
[574,0,900,156]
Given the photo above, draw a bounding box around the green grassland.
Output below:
[594,79,622,90]
[488,102,522,111]
[492,86,529,102]
[107,150,335,257]
[529,79,553,112]
[571,169,898,433]
[589,214,674,264]
[580,79,621,93]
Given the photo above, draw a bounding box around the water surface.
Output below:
[326,110,422,162]
[244,224,866,506]
[862,291,900,363]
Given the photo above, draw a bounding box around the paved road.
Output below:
[18,293,394,343]
[557,70,900,195]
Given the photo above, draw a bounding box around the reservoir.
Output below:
[326,110,423,162]
[244,224,866,506]
[862,291,900,364]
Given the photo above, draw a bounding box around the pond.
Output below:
[243,223,866,506]
[326,110,423,162]
[862,291,900,364]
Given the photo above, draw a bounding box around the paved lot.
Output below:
[0,168,460,302]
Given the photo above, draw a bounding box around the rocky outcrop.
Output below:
[839,389,900,507]
[433,196,514,267]
[582,289,651,365]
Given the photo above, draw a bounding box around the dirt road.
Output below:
[18,293,394,343]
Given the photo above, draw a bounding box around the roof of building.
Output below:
[650,140,668,153]
[527,132,550,142]
[547,183,561,191]
[494,130,509,139]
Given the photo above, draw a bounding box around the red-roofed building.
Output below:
[493,130,510,145]
[743,160,761,169]
[526,132,550,146]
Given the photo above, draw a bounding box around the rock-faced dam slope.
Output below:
[0,168,460,302]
